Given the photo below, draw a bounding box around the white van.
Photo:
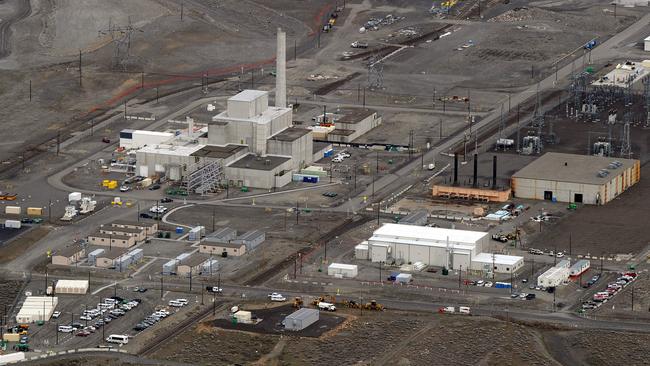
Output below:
[58,325,74,333]
[168,300,183,307]
[459,306,471,315]
[106,334,129,345]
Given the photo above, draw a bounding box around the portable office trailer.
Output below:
[355,242,369,260]
[537,266,569,288]
[188,226,205,241]
[201,259,219,275]
[570,260,590,277]
[327,263,358,278]
[284,308,319,331]
[55,280,89,294]
[116,249,144,271]
[88,249,105,266]
[162,259,177,275]
[4,220,21,229]
[5,206,20,215]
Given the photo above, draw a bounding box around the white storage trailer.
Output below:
[537,266,570,288]
[395,273,412,284]
[284,308,319,331]
[55,280,89,294]
[355,242,369,260]
[4,220,21,229]
[327,263,358,278]
[570,260,590,276]
[88,248,105,266]
[5,206,20,215]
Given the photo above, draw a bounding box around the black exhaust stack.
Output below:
[473,154,478,188]
[492,155,497,190]
[453,153,459,186]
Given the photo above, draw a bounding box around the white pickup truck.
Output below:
[318,302,336,311]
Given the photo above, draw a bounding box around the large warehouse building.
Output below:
[512,152,640,205]
[365,224,522,273]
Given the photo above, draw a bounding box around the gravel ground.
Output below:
[563,330,650,366]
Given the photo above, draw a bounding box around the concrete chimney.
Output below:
[276,28,287,108]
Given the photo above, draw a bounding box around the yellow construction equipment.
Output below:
[342,300,361,309]
[311,295,336,306]
[364,300,385,311]
[292,297,304,309]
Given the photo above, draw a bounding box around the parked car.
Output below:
[270,294,286,302]
[322,192,338,198]
[525,293,536,300]
[148,184,161,191]
[119,186,131,192]
[207,286,223,293]
[52,311,61,319]
[101,137,111,143]
[149,205,167,214]
[139,213,153,219]
[160,197,173,203]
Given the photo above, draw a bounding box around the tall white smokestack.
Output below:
[276,28,287,108]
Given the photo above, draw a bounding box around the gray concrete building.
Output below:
[232,230,265,251]
[512,153,640,205]
[327,109,382,143]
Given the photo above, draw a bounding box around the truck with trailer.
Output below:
[317,302,336,311]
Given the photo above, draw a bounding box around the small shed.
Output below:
[201,259,219,275]
[234,310,252,324]
[327,263,358,278]
[55,280,89,294]
[355,242,369,260]
[284,308,319,331]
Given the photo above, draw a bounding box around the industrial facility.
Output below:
[363,224,522,273]
[512,152,640,205]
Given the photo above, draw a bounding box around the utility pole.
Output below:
[160,277,163,299]
[156,87,159,103]
[569,232,572,255]
[79,50,82,87]
[212,207,216,232]
[376,202,380,225]
[141,71,144,89]
[458,265,462,289]
[29,80,32,101]
[180,2,184,21]
[295,200,299,224]
[56,131,60,156]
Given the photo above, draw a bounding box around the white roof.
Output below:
[373,224,487,245]
[472,253,523,266]
[355,243,368,250]
[132,130,174,137]
[369,236,477,251]
[539,265,569,279]
[328,263,358,270]
[645,36,650,41]
[137,143,204,156]
[229,89,267,102]
[55,279,89,289]
[16,296,58,319]
[213,106,291,125]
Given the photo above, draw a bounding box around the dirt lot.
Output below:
[544,330,650,366]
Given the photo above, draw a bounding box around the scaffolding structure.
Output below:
[181,161,223,196]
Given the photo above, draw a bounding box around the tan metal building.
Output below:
[95,247,129,268]
[512,153,640,205]
[51,245,86,266]
[87,232,136,248]
[100,226,146,242]
[199,241,246,257]
[176,254,211,276]
[111,221,158,235]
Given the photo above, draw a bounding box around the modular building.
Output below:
[395,273,412,284]
[646,36,650,52]
[201,259,220,275]
[204,227,238,243]
[538,263,570,288]
[284,308,319,331]
[355,242,369,260]
[512,153,640,205]
[199,241,246,257]
[16,296,58,323]
[327,263,358,278]
[367,224,488,270]
[162,260,177,275]
[100,226,146,242]
[188,226,205,241]
[471,253,524,274]
[51,245,85,266]
[87,232,136,248]
[570,260,590,277]
[232,230,265,251]
[324,108,382,143]
[177,253,211,276]
[234,310,253,324]
[111,221,158,235]
[87,248,105,266]
[55,280,89,294]
[115,248,144,272]
[5,206,20,215]
[94,247,129,268]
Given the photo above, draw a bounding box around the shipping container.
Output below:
[395,273,412,284]
[5,206,21,215]
[27,207,43,216]
[494,282,512,289]
[284,308,319,331]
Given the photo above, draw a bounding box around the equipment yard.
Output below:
[1,0,650,364]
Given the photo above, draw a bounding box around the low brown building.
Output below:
[199,241,246,257]
[95,247,129,268]
[87,232,136,248]
[51,245,86,266]
[176,254,211,276]
[111,221,158,235]
[100,226,146,242]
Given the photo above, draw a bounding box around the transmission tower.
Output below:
[98,17,143,70]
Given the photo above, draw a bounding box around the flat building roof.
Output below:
[372,223,487,245]
[513,152,638,185]
[269,127,311,142]
[191,144,247,159]
[337,109,376,124]
[229,89,267,102]
[228,154,290,171]
[472,253,523,266]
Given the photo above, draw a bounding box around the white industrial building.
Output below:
[327,263,358,278]
[284,308,319,331]
[120,130,174,150]
[16,297,58,323]
[365,224,522,273]
[645,36,650,52]
[54,280,89,295]
[471,253,524,274]
[512,153,640,205]
[537,260,570,288]
[368,224,487,271]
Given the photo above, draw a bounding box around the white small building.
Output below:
[354,242,369,260]
[16,297,58,323]
[471,253,524,274]
[327,263,358,278]
[234,310,253,324]
[284,308,319,331]
[537,265,570,288]
[645,36,650,52]
[570,260,590,277]
[54,280,89,294]
[120,129,174,150]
